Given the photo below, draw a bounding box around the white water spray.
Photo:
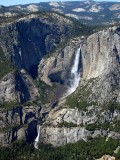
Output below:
[34,125,41,149]
[67,47,81,95]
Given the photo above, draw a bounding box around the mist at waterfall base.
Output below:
[66,47,81,96]
[34,126,41,149]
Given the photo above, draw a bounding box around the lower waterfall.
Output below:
[67,47,81,95]
[34,125,41,149]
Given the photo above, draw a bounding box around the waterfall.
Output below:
[67,47,81,95]
[34,125,41,149]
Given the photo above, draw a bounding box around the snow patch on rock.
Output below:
[79,16,93,20]
[115,13,120,18]
[52,8,63,13]
[49,2,60,7]
[72,8,86,12]
[65,13,79,19]
[89,5,103,12]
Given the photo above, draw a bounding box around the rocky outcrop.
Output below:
[37,104,120,146]
[39,37,82,86]
[0,72,16,103]
[0,69,39,103]
[39,126,120,147]
[44,106,120,126]
[96,155,115,160]
[0,105,41,145]
[40,127,87,146]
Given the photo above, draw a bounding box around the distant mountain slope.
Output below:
[1,1,120,24]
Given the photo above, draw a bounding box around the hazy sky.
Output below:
[0,0,119,6]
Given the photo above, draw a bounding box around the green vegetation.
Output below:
[69,17,97,37]
[0,11,29,24]
[22,100,37,106]
[85,122,110,131]
[85,121,120,132]
[0,47,13,80]
[34,79,64,105]
[0,101,19,111]
[0,141,34,160]
[109,121,120,133]
[0,124,20,133]
[104,102,120,111]
[44,38,69,59]
[34,79,53,104]
[66,77,120,111]
[66,78,98,110]
[58,121,78,128]
[0,137,119,160]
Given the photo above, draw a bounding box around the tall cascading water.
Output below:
[67,47,81,95]
[34,125,41,149]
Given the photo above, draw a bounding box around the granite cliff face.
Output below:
[0,12,74,78]
[39,105,120,146]
[0,105,41,145]
[81,27,120,79]
[79,27,120,105]
[0,70,39,103]
[39,38,82,86]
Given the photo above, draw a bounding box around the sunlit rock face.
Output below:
[38,38,82,86]
[0,105,40,145]
[37,104,120,146]
[81,27,120,79]
[0,70,39,103]
[79,27,120,104]
[96,155,115,160]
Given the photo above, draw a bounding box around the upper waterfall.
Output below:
[67,47,81,95]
